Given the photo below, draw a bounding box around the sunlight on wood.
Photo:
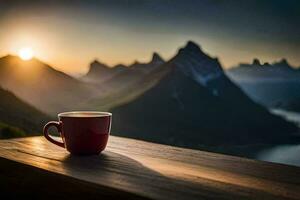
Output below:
[1,136,300,200]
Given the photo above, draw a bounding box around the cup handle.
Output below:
[43,121,65,148]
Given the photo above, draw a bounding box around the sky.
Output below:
[0,0,299,76]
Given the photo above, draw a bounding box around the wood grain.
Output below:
[0,136,300,200]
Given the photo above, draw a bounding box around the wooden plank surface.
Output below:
[0,136,300,199]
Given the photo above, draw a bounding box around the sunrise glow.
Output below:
[18,47,34,60]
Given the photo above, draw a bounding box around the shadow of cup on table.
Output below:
[61,150,173,197]
[62,151,163,176]
[61,150,251,199]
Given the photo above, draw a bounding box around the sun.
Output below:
[18,47,34,60]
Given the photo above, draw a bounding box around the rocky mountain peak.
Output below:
[252,58,261,66]
[151,52,164,64]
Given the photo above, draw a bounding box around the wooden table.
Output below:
[0,136,300,199]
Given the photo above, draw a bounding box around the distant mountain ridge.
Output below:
[82,60,127,83]
[226,58,300,111]
[82,52,165,83]
[111,41,298,147]
[227,58,299,81]
[78,52,166,111]
[129,52,165,72]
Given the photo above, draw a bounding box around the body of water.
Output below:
[256,109,300,166]
[208,109,300,167]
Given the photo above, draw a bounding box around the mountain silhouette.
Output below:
[0,86,50,138]
[82,52,165,84]
[79,52,166,111]
[228,58,297,81]
[111,41,298,146]
[226,58,300,111]
[252,58,261,65]
[151,52,165,65]
[129,52,165,72]
[0,55,97,115]
[82,60,127,83]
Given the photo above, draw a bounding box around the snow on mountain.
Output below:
[173,41,223,86]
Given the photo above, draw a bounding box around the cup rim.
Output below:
[58,111,112,118]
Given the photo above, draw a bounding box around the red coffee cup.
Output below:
[43,111,112,155]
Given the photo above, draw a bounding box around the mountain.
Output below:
[227,58,298,81]
[82,60,127,83]
[0,55,97,115]
[79,53,166,111]
[226,59,300,111]
[0,86,50,138]
[129,52,165,73]
[101,52,165,91]
[82,52,165,84]
[150,52,165,65]
[111,41,298,147]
